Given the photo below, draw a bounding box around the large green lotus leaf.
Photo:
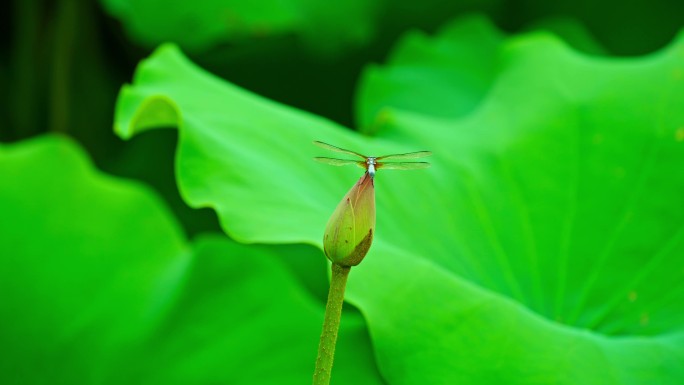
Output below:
[113,20,684,384]
[0,135,188,382]
[0,136,383,384]
[353,31,684,382]
[121,235,382,385]
[355,14,606,131]
[115,44,436,249]
[99,0,378,53]
[355,15,505,130]
[526,17,607,56]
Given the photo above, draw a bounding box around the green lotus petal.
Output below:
[0,136,382,384]
[99,0,378,53]
[114,18,684,384]
[324,173,376,266]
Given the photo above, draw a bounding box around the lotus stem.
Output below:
[312,263,351,385]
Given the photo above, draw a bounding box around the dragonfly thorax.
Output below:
[366,157,377,178]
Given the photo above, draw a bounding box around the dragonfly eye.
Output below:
[366,157,377,165]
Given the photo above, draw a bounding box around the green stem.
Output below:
[49,0,77,134]
[313,263,351,385]
[9,0,40,140]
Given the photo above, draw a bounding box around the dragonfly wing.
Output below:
[314,157,366,168]
[313,141,367,159]
[376,150,432,161]
[377,161,431,170]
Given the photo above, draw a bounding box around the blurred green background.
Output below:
[2,0,684,384]
[2,0,682,234]
[1,0,682,231]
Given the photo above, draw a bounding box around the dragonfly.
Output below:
[313,141,431,178]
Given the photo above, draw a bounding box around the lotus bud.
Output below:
[323,172,376,267]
